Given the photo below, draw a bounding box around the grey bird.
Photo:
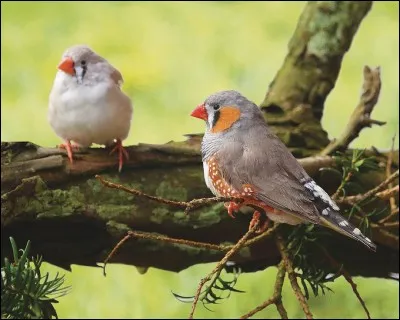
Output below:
[48,45,133,171]
[190,90,377,251]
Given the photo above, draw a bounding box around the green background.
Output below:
[1,1,398,318]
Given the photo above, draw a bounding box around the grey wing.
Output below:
[110,67,124,88]
[215,124,377,251]
[217,126,321,224]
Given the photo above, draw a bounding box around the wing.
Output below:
[110,67,124,88]
[216,124,322,224]
[213,122,377,250]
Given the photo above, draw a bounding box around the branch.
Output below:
[321,66,385,155]
[240,261,287,319]
[338,170,399,205]
[320,246,371,319]
[376,185,399,201]
[189,221,259,319]
[276,234,313,319]
[95,174,244,215]
[379,208,399,225]
[102,224,279,276]
[1,141,398,278]
[260,1,373,151]
[384,134,398,216]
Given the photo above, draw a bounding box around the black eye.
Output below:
[213,104,220,111]
[81,60,87,66]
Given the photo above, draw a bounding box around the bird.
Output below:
[190,90,377,251]
[48,45,133,172]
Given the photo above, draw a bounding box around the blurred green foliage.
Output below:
[1,1,398,318]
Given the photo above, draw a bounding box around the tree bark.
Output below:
[260,1,373,153]
[2,1,398,279]
[1,141,398,278]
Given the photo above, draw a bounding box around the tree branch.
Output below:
[1,141,398,278]
[260,1,373,152]
[240,261,287,319]
[321,66,385,155]
[338,170,399,205]
[276,234,313,319]
[319,246,371,319]
[189,222,259,319]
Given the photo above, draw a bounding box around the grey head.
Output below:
[57,45,115,85]
[191,90,269,161]
[200,90,266,133]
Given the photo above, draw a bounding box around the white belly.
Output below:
[48,73,133,147]
[203,162,221,197]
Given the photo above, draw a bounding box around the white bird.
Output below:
[48,45,133,171]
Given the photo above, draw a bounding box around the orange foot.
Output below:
[249,211,271,234]
[58,140,80,165]
[109,139,129,172]
[224,201,243,219]
[224,197,274,220]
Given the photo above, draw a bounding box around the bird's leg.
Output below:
[109,139,129,172]
[58,140,79,164]
[249,211,271,234]
[249,211,261,230]
[224,201,243,218]
[224,197,274,220]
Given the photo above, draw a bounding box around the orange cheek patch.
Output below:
[211,106,241,133]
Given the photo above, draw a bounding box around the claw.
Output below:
[224,201,243,219]
[249,211,270,234]
[109,139,129,172]
[58,140,79,165]
[249,211,261,230]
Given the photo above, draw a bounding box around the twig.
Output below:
[241,223,279,247]
[379,207,399,224]
[102,232,132,276]
[378,229,399,247]
[386,134,397,213]
[332,171,353,200]
[372,221,399,230]
[379,135,399,223]
[276,234,313,319]
[240,261,288,319]
[337,170,399,205]
[102,231,228,276]
[96,175,243,214]
[189,221,260,319]
[102,224,279,275]
[319,246,371,319]
[320,66,384,156]
[375,185,399,200]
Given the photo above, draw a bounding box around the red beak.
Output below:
[58,57,75,75]
[190,103,208,121]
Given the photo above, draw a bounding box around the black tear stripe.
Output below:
[81,65,87,80]
[211,109,220,128]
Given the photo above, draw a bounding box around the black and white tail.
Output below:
[303,179,377,252]
[319,207,376,251]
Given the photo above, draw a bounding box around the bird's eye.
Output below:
[81,60,87,66]
[213,104,220,111]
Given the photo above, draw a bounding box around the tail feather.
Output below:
[320,207,377,252]
[302,178,377,251]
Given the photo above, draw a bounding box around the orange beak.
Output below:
[58,57,75,75]
[190,103,208,121]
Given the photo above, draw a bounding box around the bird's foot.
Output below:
[58,140,80,164]
[224,201,244,219]
[249,211,270,234]
[109,139,129,172]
